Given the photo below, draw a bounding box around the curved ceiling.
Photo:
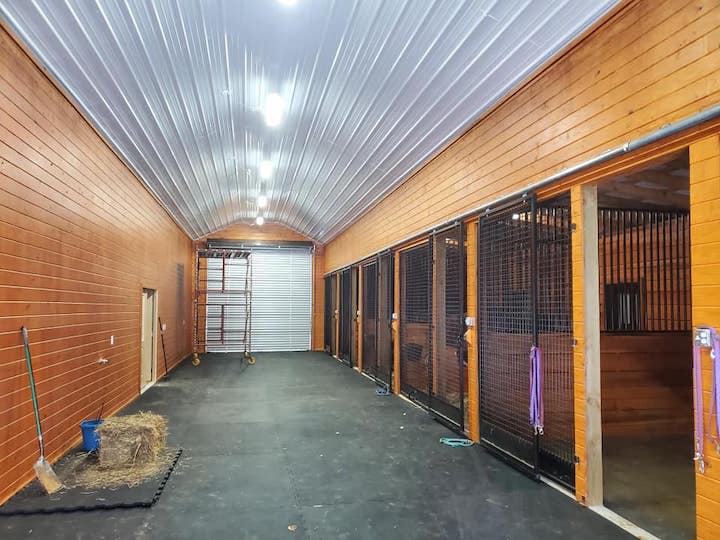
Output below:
[0,0,618,242]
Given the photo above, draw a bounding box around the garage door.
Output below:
[207,247,313,352]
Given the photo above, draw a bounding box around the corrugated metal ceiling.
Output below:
[0,0,618,242]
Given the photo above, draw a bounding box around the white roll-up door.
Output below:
[206,247,312,352]
[250,248,312,351]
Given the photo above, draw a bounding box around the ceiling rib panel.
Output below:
[0,0,619,242]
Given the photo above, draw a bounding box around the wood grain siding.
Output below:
[198,222,325,351]
[324,0,720,272]
[600,333,693,435]
[690,134,720,540]
[0,26,193,504]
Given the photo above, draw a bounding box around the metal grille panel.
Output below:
[478,199,536,469]
[536,199,575,488]
[376,252,394,387]
[399,242,432,407]
[430,223,465,429]
[598,209,690,332]
[362,262,378,376]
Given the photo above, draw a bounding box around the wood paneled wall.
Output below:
[600,333,693,436]
[324,0,720,272]
[198,221,325,350]
[0,27,193,504]
[690,134,720,540]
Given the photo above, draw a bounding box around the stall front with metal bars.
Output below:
[397,223,467,432]
[477,194,575,489]
[598,208,690,334]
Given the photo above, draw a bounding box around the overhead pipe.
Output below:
[325,103,720,275]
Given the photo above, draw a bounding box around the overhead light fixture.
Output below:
[264,93,284,127]
[255,215,265,226]
[278,0,297,5]
[259,160,273,179]
[511,213,520,220]
[257,194,268,208]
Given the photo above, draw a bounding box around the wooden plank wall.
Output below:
[198,222,326,350]
[0,27,193,504]
[324,0,720,273]
[689,134,720,540]
[600,332,692,436]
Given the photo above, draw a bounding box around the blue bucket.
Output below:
[80,419,103,452]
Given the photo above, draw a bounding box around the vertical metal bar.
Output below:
[642,212,648,331]
[660,212,670,330]
[668,212,678,330]
[622,210,627,286]
[221,255,226,294]
[628,210,634,328]
[684,214,689,327]
[650,211,656,331]
[655,212,661,331]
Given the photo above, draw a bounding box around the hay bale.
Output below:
[98,412,167,469]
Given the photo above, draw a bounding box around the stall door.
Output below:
[478,197,537,474]
[535,198,575,489]
[350,266,359,368]
[399,241,432,407]
[329,273,338,356]
[430,223,466,430]
[324,276,333,353]
[339,268,352,365]
[478,195,575,487]
[376,252,394,388]
[362,261,378,376]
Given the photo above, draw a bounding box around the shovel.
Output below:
[21,326,62,494]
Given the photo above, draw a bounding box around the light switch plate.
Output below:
[110,335,114,345]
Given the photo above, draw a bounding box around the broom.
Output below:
[21,326,62,494]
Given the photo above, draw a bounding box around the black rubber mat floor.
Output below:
[0,352,631,539]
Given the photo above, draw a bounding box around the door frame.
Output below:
[140,288,158,393]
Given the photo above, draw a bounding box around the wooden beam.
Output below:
[571,184,602,506]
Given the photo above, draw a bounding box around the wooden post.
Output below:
[690,134,720,540]
[571,184,602,507]
[465,220,479,440]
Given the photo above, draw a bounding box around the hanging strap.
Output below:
[693,325,720,474]
[693,341,705,473]
[529,346,544,435]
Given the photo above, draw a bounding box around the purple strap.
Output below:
[692,326,720,474]
[529,346,544,435]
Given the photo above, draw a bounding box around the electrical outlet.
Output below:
[110,335,114,346]
[161,323,167,332]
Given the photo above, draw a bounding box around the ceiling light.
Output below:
[257,194,268,208]
[264,93,284,127]
[255,215,265,226]
[511,213,520,220]
[259,160,273,179]
[278,0,297,5]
